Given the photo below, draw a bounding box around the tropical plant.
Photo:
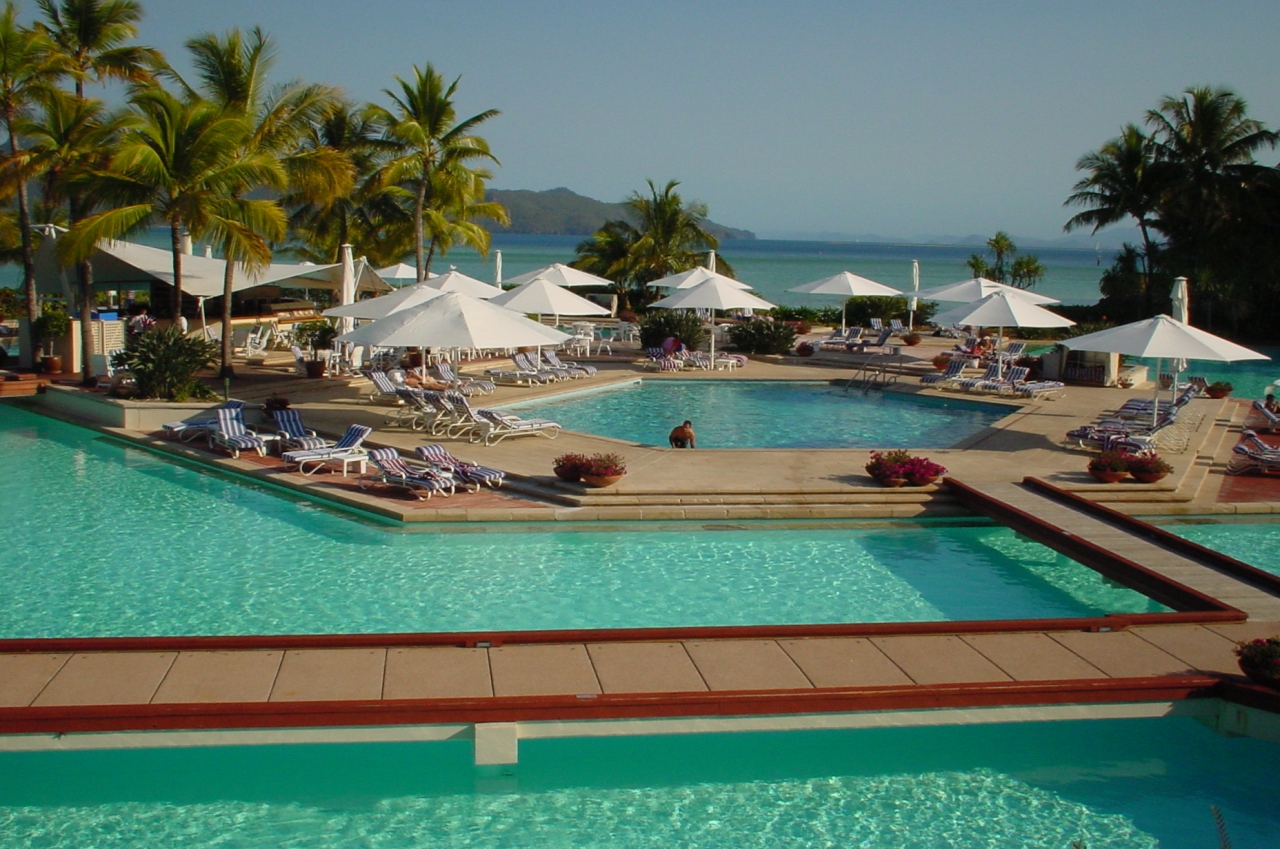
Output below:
[110,324,217,400]
[29,302,67,354]
[897,456,948,481]
[865,449,912,482]
[552,452,590,481]
[292,318,336,360]
[901,332,921,346]
[35,0,161,98]
[1126,453,1172,475]
[637,309,707,351]
[841,296,935,328]
[368,63,500,281]
[727,319,796,355]
[965,232,1044,290]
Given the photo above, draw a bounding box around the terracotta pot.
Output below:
[582,473,624,488]
[796,346,814,357]
[303,360,327,379]
[1130,471,1169,484]
[880,477,908,488]
[1239,659,1280,689]
[907,475,939,487]
[1206,389,1230,399]
[553,467,581,482]
[1089,469,1129,484]
[41,355,62,374]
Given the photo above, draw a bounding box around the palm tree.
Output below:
[985,231,1015,282]
[61,86,277,319]
[368,63,499,281]
[35,0,161,98]
[1009,254,1045,289]
[573,218,637,305]
[1063,124,1162,275]
[0,3,64,323]
[620,179,730,283]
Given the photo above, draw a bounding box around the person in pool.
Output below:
[669,420,696,449]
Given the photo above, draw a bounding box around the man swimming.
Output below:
[669,420,696,449]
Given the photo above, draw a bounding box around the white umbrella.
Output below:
[376,262,435,284]
[501,262,613,289]
[335,291,570,351]
[788,271,900,332]
[646,266,751,290]
[916,277,1060,305]
[932,291,1075,377]
[489,276,610,325]
[1061,313,1269,425]
[322,280,445,320]
[426,269,504,299]
[1170,276,1190,376]
[649,278,776,360]
[908,260,920,331]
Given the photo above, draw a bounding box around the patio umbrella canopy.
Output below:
[501,262,613,289]
[377,262,435,284]
[426,269,504,299]
[489,277,610,323]
[649,278,776,359]
[646,266,752,291]
[788,271,901,331]
[335,291,569,351]
[322,280,445,321]
[932,291,1075,376]
[916,277,1060,306]
[1061,314,1269,425]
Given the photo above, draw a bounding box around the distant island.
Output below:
[485,187,756,240]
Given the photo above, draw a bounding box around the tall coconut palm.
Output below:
[368,63,499,281]
[35,0,161,98]
[619,179,730,283]
[416,159,507,266]
[573,218,636,303]
[1063,124,1162,275]
[0,3,64,324]
[985,231,1015,283]
[61,86,278,319]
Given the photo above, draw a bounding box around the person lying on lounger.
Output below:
[669,420,696,449]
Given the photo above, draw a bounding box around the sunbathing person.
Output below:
[403,369,451,391]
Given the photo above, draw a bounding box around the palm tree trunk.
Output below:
[170,221,184,319]
[220,259,235,378]
[413,178,427,282]
[8,128,37,323]
[78,258,94,384]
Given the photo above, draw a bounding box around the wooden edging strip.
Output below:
[1023,476,1280,596]
[945,477,1242,616]
[0,676,1224,735]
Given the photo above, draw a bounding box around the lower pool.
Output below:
[503,379,1008,448]
[1,716,1277,847]
[0,404,1164,638]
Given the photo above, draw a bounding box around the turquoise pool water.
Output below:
[2,717,1277,847]
[0,403,1163,638]
[1135,345,1280,401]
[1163,519,1280,576]
[504,380,1007,448]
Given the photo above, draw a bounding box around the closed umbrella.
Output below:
[335,291,569,351]
[489,276,610,325]
[1170,276,1190,376]
[501,262,613,289]
[649,278,775,360]
[916,277,1060,305]
[788,271,900,332]
[932,291,1075,377]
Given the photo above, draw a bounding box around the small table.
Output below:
[297,453,367,477]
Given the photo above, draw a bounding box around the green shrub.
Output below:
[771,305,845,326]
[842,296,937,329]
[31,306,70,354]
[293,320,338,359]
[727,319,797,355]
[0,286,22,320]
[638,311,707,351]
[112,326,219,401]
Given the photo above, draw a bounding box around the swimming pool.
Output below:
[0,403,1163,638]
[1162,518,1280,576]
[2,716,1277,847]
[504,380,1008,448]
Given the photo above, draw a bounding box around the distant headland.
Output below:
[485,187,756,240]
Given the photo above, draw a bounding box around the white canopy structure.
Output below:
[488,277,610,323]
[915,277,1059,305]
[646,266,751,291]
[500,263,613,289]
[649,278,776,359]
[788,271,901,331]
[426,270,504,299]
[321,280,445,321]
[932,292,1075,376]
[334,291,570,351]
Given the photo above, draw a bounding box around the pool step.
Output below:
[0,371,48,397]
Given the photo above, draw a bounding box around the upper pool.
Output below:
[503,379,1008,448]
[0,404,1165,638]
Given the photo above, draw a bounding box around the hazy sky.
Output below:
[83,0,1280,240]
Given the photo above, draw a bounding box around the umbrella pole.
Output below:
[841,300,846,334]
[1152,357,1161,428]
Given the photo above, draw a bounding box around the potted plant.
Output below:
[293,320,338,378]
[552,453,591,482]
[1126,453,1173,483]
[581,452,627,487]
[795,341,815,357]
[262,393,291,422]
[865,449,911,487]
[1206,380,1233,399]
[899,456,948,487]
[1234,637,1280,688]
[931,354,952,371]
[31,308,70,374]
[901,332,921,347]
[1087,451,1131,483]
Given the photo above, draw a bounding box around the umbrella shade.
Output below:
[335,292,570,350]
[426,269,504,299]
[788,271,901,298]
[489,277,610,317]
[931,291,1075,330]
[1060,314,1268,362]
[322,281,445,320]
[649,278,776,311]
[916,277,1059,305]
[377,262,435,282]
[501,262,613,289]
[646,266,751,290]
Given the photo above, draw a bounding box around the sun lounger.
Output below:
[973,365,1030,395]
[474,408,561,446]
[281,424,372,475]
[273,408,329,452]
[416,444,505,490]
[1247,400,1280,432]
[362,447,454,499]
[818,327,861,350]
[920,359,966,386]
[954,364,1002,392]
[432,362,496,394]
[1011,379,1066,400]
[869,318,884,332]
[162,400,246,441]
[513,351,569,381]
[209,407,267,459]
[545,349,596,376]
[644,347,683,371]
[889,319,906,336]
[847,328,893,353]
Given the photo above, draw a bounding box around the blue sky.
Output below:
[86,1,1280,240]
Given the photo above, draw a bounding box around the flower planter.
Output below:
[553,467,581,482]
[1089,470,1129,484]
[907,475,939,487]
[1130,471,1169,484]
[879,477,908,488]
[304,360,327,379]
[1238,659,1280,689]
[41,355,62,374]
[1206,389,1231,399]
[582,473,624,488]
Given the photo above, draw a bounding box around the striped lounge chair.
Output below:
[364,369,403,403]
[954,364,1002,391]
[644,348,683,371]
[273,408,329,452]
[361,448,454,499]
[920,358,965,386]
[417,444,505,490]
[432,362,496,394]
[162,400,245,441]
[818,327,860,350]
[475,408,561,446]
[889,319,906,336]
[209,407,267,459]
[973,365,1030,395]
[281,424,372,476]
[514,351,569,381]
[869,318,884,332]
[544,349,596,376]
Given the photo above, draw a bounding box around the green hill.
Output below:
[485,187,755,240]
